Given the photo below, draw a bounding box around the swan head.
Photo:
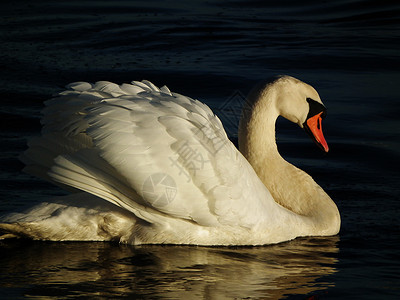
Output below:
[272,76,329,152]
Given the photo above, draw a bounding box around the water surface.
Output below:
[1,0,399,299]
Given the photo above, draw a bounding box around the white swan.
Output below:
[0,76,340,245]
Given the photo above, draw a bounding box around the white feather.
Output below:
[1,78,340,245]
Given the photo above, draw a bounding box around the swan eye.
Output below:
[306,98,327,120]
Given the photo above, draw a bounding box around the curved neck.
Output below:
[238,82,340,235]
[239,83,280,164]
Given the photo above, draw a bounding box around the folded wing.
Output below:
[22,80,276,229]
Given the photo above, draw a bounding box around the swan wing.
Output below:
[23,81,276,228]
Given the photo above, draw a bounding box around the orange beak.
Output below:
[305,112,329,152]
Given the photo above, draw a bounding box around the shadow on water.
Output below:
[0,236,339,299]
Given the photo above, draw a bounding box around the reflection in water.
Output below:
[0,236,339,299]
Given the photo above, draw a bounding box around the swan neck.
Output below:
[238,82,280,159]
[238,82,340,234]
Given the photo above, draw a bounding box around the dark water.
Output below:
[1,0,399,299]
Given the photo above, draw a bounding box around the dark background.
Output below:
[1,1,399,299]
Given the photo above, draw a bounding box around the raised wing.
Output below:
[22,80,276,228]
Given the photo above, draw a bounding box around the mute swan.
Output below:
[0,76,340,245]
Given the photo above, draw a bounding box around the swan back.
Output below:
[16,79,313,245]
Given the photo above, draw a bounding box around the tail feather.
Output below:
[0,194,138,242]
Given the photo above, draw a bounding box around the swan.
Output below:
[0,76,340,245]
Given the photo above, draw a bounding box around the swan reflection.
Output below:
[0,236,338,298]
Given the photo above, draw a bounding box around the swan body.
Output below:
[0,76,340,245]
